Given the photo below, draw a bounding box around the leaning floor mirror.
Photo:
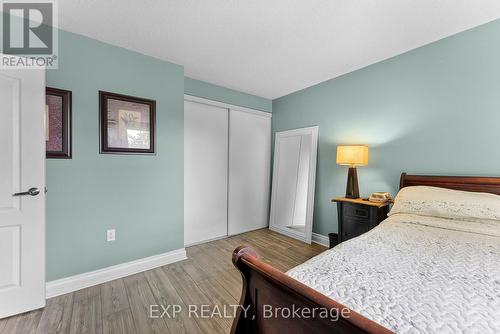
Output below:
[269,126,318,244]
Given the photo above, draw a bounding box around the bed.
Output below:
[231,173,500,334]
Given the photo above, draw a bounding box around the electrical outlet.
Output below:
[106,229,116,242]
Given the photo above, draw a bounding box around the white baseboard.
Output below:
[46,248,187,298]
[312,232,329,247]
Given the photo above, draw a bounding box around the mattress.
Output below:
[286,213,500,334]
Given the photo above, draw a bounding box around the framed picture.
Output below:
[46,87,72,159]
[99,91,156,155]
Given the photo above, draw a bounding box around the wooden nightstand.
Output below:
[333,197,390,243]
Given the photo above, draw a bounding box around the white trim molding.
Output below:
[184,94,272,118]
[46,248,187,298]
[312,232,329,248]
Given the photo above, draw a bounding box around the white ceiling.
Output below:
[58,1,500,99]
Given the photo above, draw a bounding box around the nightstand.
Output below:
[332,197,390,243]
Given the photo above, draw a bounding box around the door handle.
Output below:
[13,187,40,197]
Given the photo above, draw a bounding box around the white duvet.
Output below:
[287,214,500,334]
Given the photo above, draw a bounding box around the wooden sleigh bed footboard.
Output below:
[230,173,500,333]
[231,246,393,334]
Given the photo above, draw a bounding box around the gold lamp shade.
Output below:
[336,145,369,198]
[336,145,369,166]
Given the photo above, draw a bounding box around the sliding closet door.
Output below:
[184,101,228,246]
[228,109,271,235]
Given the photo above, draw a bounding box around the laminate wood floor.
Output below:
[0,228,326,334]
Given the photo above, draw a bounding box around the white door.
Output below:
[0,62,46,318]
[184,100,228,246]
[228,109,271,235]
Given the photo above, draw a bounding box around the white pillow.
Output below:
[388,186,500,221]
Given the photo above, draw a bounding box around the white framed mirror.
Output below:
[269,126,318,244]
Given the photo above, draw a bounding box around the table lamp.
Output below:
[336,145,369,198]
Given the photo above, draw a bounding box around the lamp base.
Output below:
[345,167,360,199]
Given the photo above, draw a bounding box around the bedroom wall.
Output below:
[185,77,272,112]
[45,30,185,280]
[272,19,500,236]
[45,30,272,281]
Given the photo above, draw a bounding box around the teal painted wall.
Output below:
[185,77,272,112]
[272,20,500,236]
[45,31,271,281]
[46,31,184,280]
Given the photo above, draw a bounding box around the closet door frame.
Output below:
[184,95,271,118]
[184,95,272,243]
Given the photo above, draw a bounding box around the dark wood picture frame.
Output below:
[99,91,156,155]
[46,87,72,159]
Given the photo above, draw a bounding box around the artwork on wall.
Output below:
[46,87,72,159]
[99,91,156,155]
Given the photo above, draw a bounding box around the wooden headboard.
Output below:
[399,172,500,195]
